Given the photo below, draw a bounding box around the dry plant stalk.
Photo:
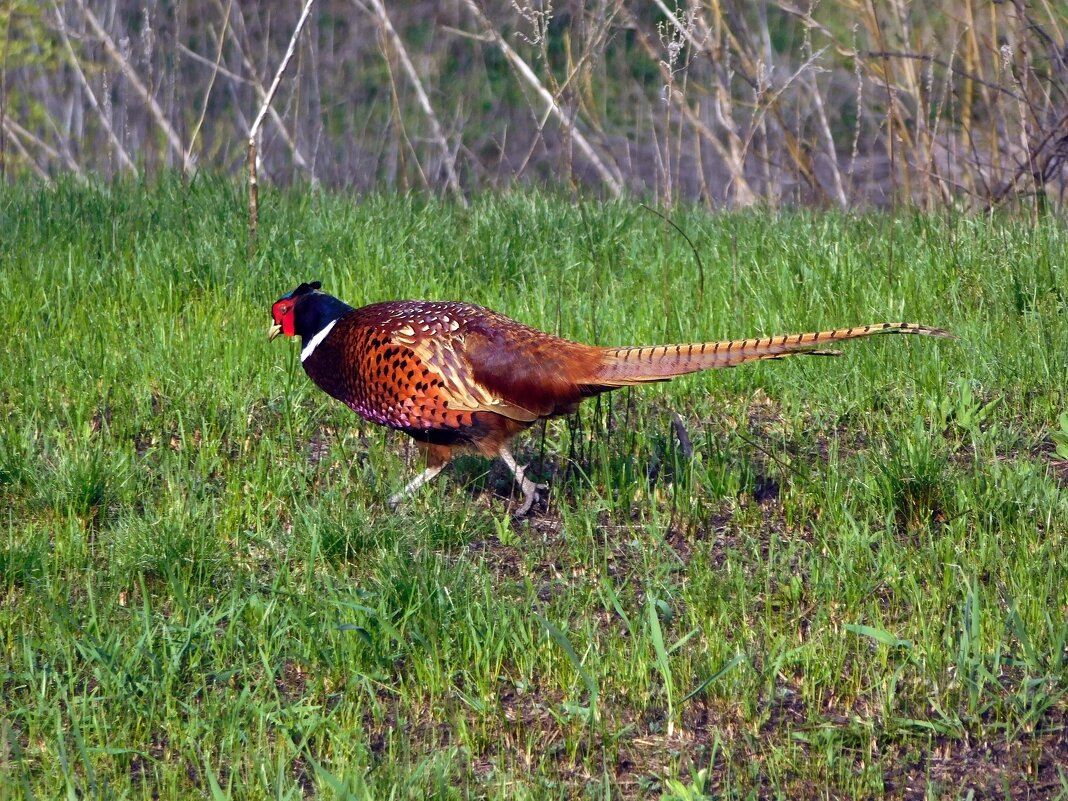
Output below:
[73,0,193,173]
[621,4,758,207]
[2,0,1065,208]
[51,0,137,177]
[0,1,12,180]
[221,0,312,174]
[461,0,623,197]
[363,0,466,206]
[0,118,50,180]
[247,0,316,256]
[800,17,846,208]
[507,0,619,195]
[654,0,756,207]
[186,0,233,169]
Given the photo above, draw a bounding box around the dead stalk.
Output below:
[176,42,250,85]
[74,0,193,173]
[0,1,11,180]
[807,72,847,208]
[622,5,756,206]
[1,0,1065,208]
[0,118,50,180]
[865,0,896,280]
[221,0,312,174]
[51,1,138,177]
[363,0,466,205]
[655,0,756,206]
[187,0,233,169]
[247,0,316,256]
[3,114,62,162]
[460,0,623,198]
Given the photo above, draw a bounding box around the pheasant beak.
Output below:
[268,323,283,341]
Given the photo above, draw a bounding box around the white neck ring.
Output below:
[301,319,337,362]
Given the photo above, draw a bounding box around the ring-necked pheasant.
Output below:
[269,282,950,514]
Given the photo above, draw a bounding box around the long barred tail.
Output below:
[592,322,952,386]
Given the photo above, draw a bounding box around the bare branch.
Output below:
[1,1,12,180]
[652,0,757,206]
[858,50,1025,102]
[362,0,466,205]
[38,93,85,178]
[73,0,193,172]
[622,5,757,206]
[806,72,847,209]
[176,42,251,86]
[186,0,233,165]
[51,0,137,177]
[221,0,311,173]
[249,0,316,141]
[247,0,316,255]
[0,117,51,180]
[2,114,61,161]
[459,0,623,197]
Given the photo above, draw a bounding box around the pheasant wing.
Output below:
[390,326,541,424]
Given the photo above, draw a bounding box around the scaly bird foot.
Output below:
[497,446,548,516]
[513,478,549,517]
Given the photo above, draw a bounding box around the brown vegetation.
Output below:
[1,0,1066,209]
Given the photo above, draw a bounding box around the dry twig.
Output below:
[248,0,316,254]
[74,0,193,172]
[362,0,466,205]
[187,0,233,168]
[222,0,312,174]
[51,0,137,177]
[460,0,622,197]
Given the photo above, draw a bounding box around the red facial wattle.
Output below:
[272,300,296,337]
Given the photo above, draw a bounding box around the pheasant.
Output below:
[269,282,950,515]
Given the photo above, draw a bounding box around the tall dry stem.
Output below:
[74,0,193,172]
[247,0,316,256]
[461,0,623,197]
[51,1,137,176]
[363,0,466,205]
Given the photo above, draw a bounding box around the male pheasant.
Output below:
[269,282,950,514]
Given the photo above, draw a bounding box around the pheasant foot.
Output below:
[499,447,548,516]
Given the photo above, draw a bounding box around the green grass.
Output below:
[1,178,1066,799]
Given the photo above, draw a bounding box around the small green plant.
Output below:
[0,541,45,589]
[50,446,125,529]
[0,428,32,488]
[662,767,716,801]
[929,380,1001,435]
[876,417,948,532]
[646,593,677,736]
[1051,411,1068,460]
[492,513,519,546]
[538,615,600,726]
[645,594,703,738]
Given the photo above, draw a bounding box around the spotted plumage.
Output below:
[270,282,951,514]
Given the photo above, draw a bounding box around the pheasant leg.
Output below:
[499,447,548,516]
[388,464,445,508]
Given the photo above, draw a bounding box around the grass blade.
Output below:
[646,594,676,737]
[537,614,599,724]
[845,623,912,649]
[684,653,746,703]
